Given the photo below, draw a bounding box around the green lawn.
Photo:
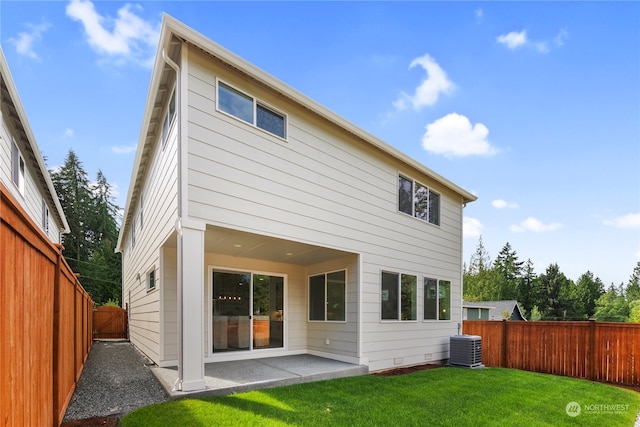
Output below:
[120,367,640,427]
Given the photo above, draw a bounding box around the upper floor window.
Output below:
[398,175,440,226]
[41,199,49,234]
[161,88,176,147]
[381,271,417,321]
[12,141,25,196]
[309,270,346,321]
[147,267,156,291]
[217,80,286,139]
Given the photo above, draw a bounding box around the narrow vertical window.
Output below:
[41,199,49,234]
[147,268,156,290]
[12,142,25,195]
[381,271,416,321]
[439,280,451,320]
[423,278,438,320]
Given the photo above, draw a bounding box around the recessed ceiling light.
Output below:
[286,252,294,256]
[233,244,242,248]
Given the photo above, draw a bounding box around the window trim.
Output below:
[41,199,49,234]
[12,141,25,196]
[147,267,156,292]
[161,85,177,149]
[423,278,451,321]
[380,270,417,322]
[216,79,287,140]
[398,174,441,226]
[308,269,347,322]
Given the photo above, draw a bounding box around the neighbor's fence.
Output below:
[1,183,93,427]
[463,320,640,387]
[93,305,128,339]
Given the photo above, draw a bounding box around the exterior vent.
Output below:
[449,335,484,368]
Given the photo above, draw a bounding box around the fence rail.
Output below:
[93,306,128,339]
[463,320,640,387]
[1,183,93,426]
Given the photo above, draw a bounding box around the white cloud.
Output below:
[555,27,569,47]
[492,199,519,209]
[112,144,137,154]
[393,54,454,111]
[63,128,75,138]
[66,0,159,67]
[510,217,562,233]
[464,217,484,239]
[8,21,51,60]
[603,213,640,229]
[475,8,483,21]
[422,113,497,157]
[496,30,527,49]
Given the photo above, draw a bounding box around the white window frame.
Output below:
[380,271,417,322]
[12,141,25,196]
[161,86,176,149]
[147,267,156,291]
[398,174,440,226]
[308,269,347,322]
[216,79,287,140]
[41,199,49,234]
[423,278,451,321]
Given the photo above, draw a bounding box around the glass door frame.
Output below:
[209,266,287,358]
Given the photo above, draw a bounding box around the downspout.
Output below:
[162,47,185,390]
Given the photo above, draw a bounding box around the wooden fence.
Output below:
[93,306,128,339]
[463,320,640,387]
[1,183,93,427]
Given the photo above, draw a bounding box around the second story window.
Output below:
[398,175,440,226]
[161,88,176,148]
[217,80,286,139]
[41,199,49,234]
[12,141,25,196]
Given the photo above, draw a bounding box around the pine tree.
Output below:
[493,242,523,300]
[537,263,573,320]
[518,259,538,318]
[574,271,604,319]
[626,262,640,302]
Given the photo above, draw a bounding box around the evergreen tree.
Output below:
[463,236,499,301]
[51,150,93,273]
[518,259,538,318]
[493,242,523,300]
[537,263,573,320]
[574,271,604,319]
[626,262,640,302]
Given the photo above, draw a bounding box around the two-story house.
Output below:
[116,15,476,392]
[1,48,68,243]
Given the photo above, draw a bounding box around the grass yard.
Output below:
[120,367,640,426]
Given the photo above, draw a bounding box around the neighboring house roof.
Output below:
[0,48,69,235]
[116,14,477,251]
[463,300,527,321]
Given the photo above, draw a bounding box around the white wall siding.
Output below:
[122,115,179,364]
[182,47,465,371]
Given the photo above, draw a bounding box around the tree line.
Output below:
[50,150,121,306]
[464,236,640,322]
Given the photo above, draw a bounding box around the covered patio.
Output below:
[151,354,368,399]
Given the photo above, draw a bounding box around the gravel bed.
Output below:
[63,340,168,422]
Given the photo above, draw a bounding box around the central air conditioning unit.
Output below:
[449,335,484,368]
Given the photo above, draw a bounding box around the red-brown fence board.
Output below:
[464,320,640,387]
[1,183,93,426]
[93,306,128,339]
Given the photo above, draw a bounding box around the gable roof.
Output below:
[463,300,527,321]
[116,14,477,251]
[0,48,69,235]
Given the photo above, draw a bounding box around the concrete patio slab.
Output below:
[152,354,368,399]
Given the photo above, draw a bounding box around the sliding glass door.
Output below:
[212,270,284,353]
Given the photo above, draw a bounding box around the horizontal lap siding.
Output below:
[123,114,178,364]
[185,48,464,370]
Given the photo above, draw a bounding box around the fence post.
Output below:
[52,243,63,427]
[588,319,596,382]
[501,319,508,368]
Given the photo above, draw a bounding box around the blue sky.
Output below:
[2,1,639,287]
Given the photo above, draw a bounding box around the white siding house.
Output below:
[0,48,68,242]
[116,15,476,392]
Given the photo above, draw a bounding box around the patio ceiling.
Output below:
[165,225,355,266]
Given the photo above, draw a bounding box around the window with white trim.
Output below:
[217,80,286,139]
[161,87,176,148]
[308,270,346,321]
[41,199,49,234]
[12,141,25,196]
[398,175,440,226]
[381,271,417,321]
[147,268,156,291]
[424,278,451,320]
